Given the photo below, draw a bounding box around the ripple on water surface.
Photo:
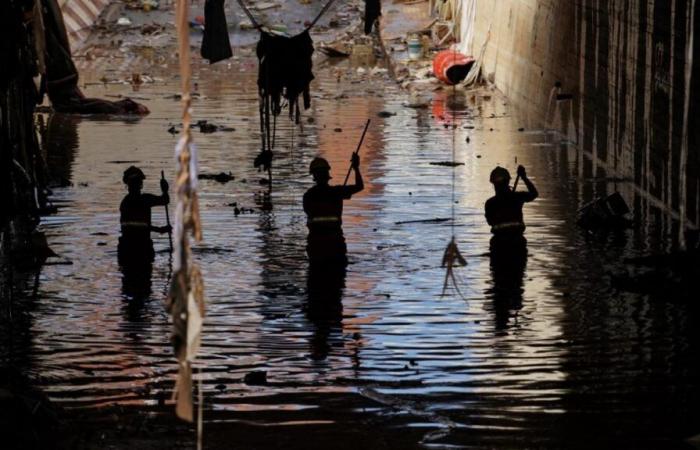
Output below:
[5,58,700,448]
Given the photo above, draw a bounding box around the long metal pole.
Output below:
[343,119,371,186]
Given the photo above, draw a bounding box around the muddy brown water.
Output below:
[3,52,700,449]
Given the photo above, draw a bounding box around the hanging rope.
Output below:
[305,0,340,31]
[233,0,262,29]
[441,49,467,298]
[234,0,338,33]
[168,0,205,429]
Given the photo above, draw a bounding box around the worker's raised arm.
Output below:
[347,153,364,195]
[517,165,538,202]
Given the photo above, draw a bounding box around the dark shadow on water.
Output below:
[306,264,346,361]
[485,235,527,332]
[118,236,154,321]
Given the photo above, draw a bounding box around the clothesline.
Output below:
[234,0,340,34]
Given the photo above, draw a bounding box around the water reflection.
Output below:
[6,51,700,449]
[306,265,345,361]
[486,235,527,332]
[119,249,154,318]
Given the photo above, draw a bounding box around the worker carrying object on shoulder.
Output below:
[118,166,171,264]
[484,165,538,237]
[303,154,364,266]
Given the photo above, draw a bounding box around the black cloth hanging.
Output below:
[256,30,315,123]
[201,0,232,64]
[364,0,381,34]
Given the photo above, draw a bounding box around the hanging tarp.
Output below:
[57,0,110,48]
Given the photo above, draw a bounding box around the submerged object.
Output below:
[432,50,475,85]
[577,192,632,230]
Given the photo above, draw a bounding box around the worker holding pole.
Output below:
[303,120,369,266]
[118,166,172,266]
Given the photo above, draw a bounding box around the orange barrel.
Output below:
[432,50,475,85]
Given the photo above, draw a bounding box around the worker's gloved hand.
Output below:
[351,153,360,169]
[158,225,172,234]
[517,165,527,178]
[160,177,169,193]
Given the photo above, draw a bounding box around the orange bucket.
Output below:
[432,50,475,85]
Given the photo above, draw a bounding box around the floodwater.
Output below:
[3,49,700,448]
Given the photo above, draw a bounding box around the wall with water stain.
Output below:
[467,0,699,242]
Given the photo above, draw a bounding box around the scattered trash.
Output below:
[577,192,632,230]
[395,218,450,225]
[429,161,464,167]
[403,92,430,109]
[370,66,389,77]
[243,370,268,386]
[199,172,235,183]
[239,20,255,30]
[141,0,159,11]
[407,35,422,61]
[117,17,133,26]
[433,50,474,85]
[167,125,179,134]
[318,46,349,58]
[377,111,396,118]
[141,23,165,35]
[199,121,218,133]
[252,2,281,11]
[189,16,205,31]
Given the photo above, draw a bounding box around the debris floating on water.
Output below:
[244,371,268,386]
[429,161,464,167]
[198,172,235,183]
[395,218,451,225]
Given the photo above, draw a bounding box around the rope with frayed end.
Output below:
[168,0,205,436]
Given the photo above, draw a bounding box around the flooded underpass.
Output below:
[3,21,700,450]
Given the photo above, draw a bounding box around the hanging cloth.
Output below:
[256,30,314,123]
[201,0,232,63]
[364,0,381,34]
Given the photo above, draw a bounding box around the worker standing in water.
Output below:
[303,154,364,266]
[485,164,538,240]
[484,165,538,317]
[118,166,171,265]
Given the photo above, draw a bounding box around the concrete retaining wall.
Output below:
[468,0,699,241]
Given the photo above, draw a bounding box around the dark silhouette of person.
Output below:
[485,165,538,238]
[306,264,346,360]
[484,165,538,331]
[303,154,364,266]
[117,166,170,270]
